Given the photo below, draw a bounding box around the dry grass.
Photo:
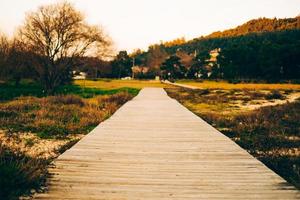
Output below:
[0,91,136,199]
[177,80,300,90]
[167,87,299,115]
[75,79,174,89]
[0,92,134,139]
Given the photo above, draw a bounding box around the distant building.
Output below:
[208,48,221,63]
[207,48,221,77]
[194,48,221,78]
[121,76,132,80]
[73,71,87,80]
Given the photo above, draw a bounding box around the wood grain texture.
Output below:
[34,88,299,199]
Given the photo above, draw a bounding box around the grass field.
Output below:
[177,80,300,90]
[74,79,172,90]
[2,79,300,198]
[0,80,140,101]
[166,87,300,188]
[0,79,170,199]
[0,80,138,199]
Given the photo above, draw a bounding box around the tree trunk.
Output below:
[14,76,21,86]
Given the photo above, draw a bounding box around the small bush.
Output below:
[198,89,210,95]
[0,110,18,118]
[261,156,300,188]
[103,92,133,105]
[195,79,203,83]
[228,79,241,84]
[37,125,68,139]
[266,90,284,100]
[47,95,84,106]
[290,79,300,84]
[0,143,49,200]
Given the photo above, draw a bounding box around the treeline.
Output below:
[128,17,300,81]
[1,13,300,85]
[216,30,300,80]
[92,29,300,82]
[180,30,300,81]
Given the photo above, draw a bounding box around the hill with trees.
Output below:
[206,16,300,39]
[128,16,300,81]
[2,15,299,82]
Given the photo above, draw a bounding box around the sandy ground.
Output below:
[241,92,300,110]
[0,130,84,159]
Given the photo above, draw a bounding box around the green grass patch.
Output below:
[57,85,139,98]
[0,80,139,101]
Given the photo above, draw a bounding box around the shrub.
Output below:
[261,156,300,188]
[36,125,68,139]
[266,90,284,100]
[198,89,210,95]
[47,95,84,106]
[98,92,133,107]
[228,79,241,84]
[0,143,49,200]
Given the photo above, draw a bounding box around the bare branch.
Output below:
[18,2,113,93]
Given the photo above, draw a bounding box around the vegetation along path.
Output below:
[34,88,299,199]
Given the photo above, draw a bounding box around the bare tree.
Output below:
[0,33,10,80]
[18,2,112,93]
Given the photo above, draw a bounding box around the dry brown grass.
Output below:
[167,87,299,115]
[177,80,300,90]
[0,91,136,199]
[0,92,134,139]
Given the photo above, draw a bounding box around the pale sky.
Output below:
[0,0,299,52]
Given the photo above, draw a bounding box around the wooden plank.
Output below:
[162,80,199,89]
[34,88,299,199]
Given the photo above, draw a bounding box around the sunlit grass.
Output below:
[0,80,140,101]
[74,79,173,89]
[177,80,300,90]
[0,81,138,199]
[0,93,134,139]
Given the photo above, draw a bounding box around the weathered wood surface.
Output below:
[34,88,299,199]
[162,80,198,89]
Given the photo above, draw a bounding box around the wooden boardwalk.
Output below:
[35,88,299,199]
[162,80,199,89]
